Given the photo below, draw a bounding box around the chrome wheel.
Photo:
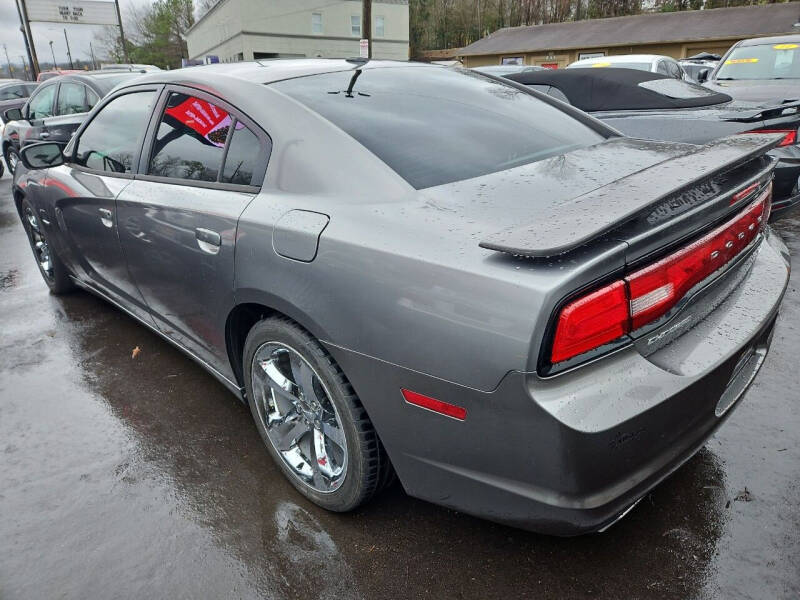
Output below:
[251,342,348,493]
[24,205,53,281]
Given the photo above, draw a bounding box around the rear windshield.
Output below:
[94,73,144,95]
[716,43,800,80]
[272,66,606,189]
[637,78,722,100]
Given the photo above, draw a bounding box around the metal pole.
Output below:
[362,0,372,58]
[63,29,74,69]
[49,40,57,69]
[16,0,39,78]
[114,0,130,63]
[3,44,13,79]
[89,42,97,70]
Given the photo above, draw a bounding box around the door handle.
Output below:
[98,207,113,228]
[195,228,221,254]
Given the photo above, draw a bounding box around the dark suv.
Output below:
[2,71,145,174]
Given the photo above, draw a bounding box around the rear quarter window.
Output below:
[272,67,606,189]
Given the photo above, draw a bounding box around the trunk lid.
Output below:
[478,133,781,263]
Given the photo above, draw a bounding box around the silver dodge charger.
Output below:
[12,60,790,535]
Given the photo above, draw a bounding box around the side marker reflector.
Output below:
[401,389,466,421]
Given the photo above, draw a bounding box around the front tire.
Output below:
[243,316,392,511]
[20,198,73,294]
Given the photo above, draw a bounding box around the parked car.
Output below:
[567,54,688,80]
[679,53,720,83]
[505,67,800,219]
[2,70,146,174]
[0,80,38,175]
[37,69,82,82]
[702,34,800,102]
[12,60,789,535]
[472,64,545,76]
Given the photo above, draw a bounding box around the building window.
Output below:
[312,12,322,34]
[578,51,605,60]
[351,15,361,37]
[501,56,523,65]
[375,15,385,37]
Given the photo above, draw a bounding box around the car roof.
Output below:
[736,34,800,47]
[506,67,732,111]
[116,59,430,90]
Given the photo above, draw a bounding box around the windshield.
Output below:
[716,43,800,80]
[272,67,606,189]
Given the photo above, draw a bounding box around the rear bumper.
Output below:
[325,230,790,536]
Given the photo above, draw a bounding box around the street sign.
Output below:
[26,0,118,25]
[359,39,369,59]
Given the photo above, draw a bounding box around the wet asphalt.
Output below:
[0,174,798,600]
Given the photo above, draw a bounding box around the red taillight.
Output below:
[745,129,797,147]
[401,389,467,421]
[550,183,771,364]
[550,281,629,364]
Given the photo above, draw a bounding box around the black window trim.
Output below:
[134,83,270,192]
[63,84,166,181]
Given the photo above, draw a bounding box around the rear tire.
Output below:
[243,316,393,511]
[20,198,74,294]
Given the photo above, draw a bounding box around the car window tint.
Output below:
[272,67,606,189]
[28,85,56,119]
[0,85,26,100]
[57,83,90,115]
[148,92,230,182]
[656,61,669,75]
[74,91,157,174]
[221,122,261,185]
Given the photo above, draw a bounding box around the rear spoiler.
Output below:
[479,134,783,258]
[722,99,800,123]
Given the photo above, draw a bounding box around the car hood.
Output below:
[705,79,800,103]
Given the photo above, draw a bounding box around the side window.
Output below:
[667,61,682,79]
[27,85,57,119]
[0,85,25,100]
[222,123,261,185]
[74,91,157,174]
[148,92,230,182]
[57,83,90,115]
[656,61,670,76]
[26,84,39,96]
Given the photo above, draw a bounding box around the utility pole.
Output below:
[361,0,372,58]
[89,42,97,70]
[3,44,13,79]
[114,0,131,63]
[16,0,39,79]
[49,40,57,69]
[64,29,74,69]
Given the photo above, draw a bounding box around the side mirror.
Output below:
[19,142,64,170]
[696,68,710,83]
[3,107,23,122]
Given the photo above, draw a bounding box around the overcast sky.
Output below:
[1,0,147,69]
